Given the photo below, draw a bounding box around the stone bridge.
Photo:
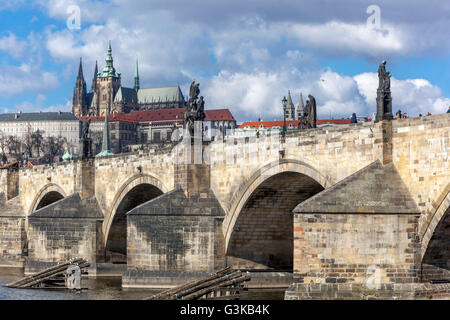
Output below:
[0,113,448,299]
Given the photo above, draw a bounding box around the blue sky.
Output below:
[0,0,449,122]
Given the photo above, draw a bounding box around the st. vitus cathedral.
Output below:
[72,41,186,117]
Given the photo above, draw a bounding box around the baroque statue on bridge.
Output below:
[299,94,317,129]
[183,81,206,138]
[375,60,393,122]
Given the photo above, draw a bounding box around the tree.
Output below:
[91,130,103,154]
[43,136,66,163]
[0,132,7,164]
[22,124,34,158]
[0,132,7,155]
[31,129,44,158]
[6,135,23,161]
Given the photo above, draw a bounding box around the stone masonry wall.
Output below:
[209,121,381,215]
[27,218,102,263]
[19,162,76,215]
[293,213,420,285]
[128,214,220,272]
[94,148,174,219]
[391,114,450,241]
[0,217,26,266]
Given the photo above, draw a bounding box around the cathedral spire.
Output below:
[100,40,118,78]
[297,92,305,120]
[284,90,295,120]
[77,57,84,78]
[91,60,98,93]
[72,57,87,116]
[134,59,140,91]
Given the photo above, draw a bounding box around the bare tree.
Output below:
[31,129,44,158]
[91,130,103,154]
[6,135,23,161]
[0,132,7,164]
[22,124,34,158]
[0,132,7,154]
[43,136,66,163]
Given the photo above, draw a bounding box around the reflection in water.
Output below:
[0,269,285,300]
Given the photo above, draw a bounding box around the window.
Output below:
[153,132,160,142]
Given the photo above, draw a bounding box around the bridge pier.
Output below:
[123,143,227,288]
[285,160,448,299]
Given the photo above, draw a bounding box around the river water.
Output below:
[0,268,285,300]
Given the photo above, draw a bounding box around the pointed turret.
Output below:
[134,59,140,91]
[77,57,84,77]
[297,92,305,120]
[284,90,296,120]
[72,57,88,116]
[100,40,118,78]
[91,60,98,93]
[96,113,114,157]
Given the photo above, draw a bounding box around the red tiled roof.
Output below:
[317,119,351,125]
[131,108,186,123]
[238,119,352,129]
[79,113,137,123]
[204,109,236,121]
[131,108,236,122]
[78,108,236,125]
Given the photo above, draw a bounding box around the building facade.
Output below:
[0,111,82,156]
[79,107,237,150]
[79,113,137,154]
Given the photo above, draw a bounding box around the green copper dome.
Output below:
[99,40,119,78]
[62,150,73,162]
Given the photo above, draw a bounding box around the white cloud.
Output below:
[290,21,407,58]
[0,64,59,96]
[0,33,27,59]
[31,0,450,119]
[205,68,450,122]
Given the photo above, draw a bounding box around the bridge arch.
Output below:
[29,183,67,215]
[103,173,167,263]
[419,184,450,282]
[223,159,333,270]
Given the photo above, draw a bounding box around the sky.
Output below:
[0,0,449,123]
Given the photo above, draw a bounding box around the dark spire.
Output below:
[134,59,140,91]
[91,60,98,93]
[96,112,114,157]
[73,57,87,116]
[77,57,84,78]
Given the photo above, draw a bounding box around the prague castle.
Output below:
[72,41,185,117]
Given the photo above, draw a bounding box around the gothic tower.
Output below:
[72,58,88,117]
[297,92,304,120]
[284,90,296,120]
[91,60,98,93]
[96,41,121,116]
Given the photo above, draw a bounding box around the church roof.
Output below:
[137,86,185,104]
[131,108,236,124]
[114,86,137,104]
